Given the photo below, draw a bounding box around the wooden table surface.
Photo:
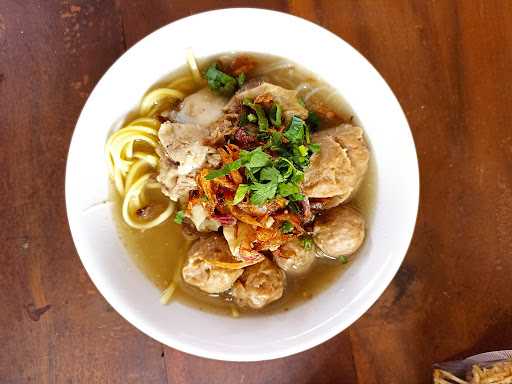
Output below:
[2,1,511,383]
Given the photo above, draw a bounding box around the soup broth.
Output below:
[112,52,376,316]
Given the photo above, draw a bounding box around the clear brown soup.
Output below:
[112,52,376,316]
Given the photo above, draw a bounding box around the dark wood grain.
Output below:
[1,1,511,383]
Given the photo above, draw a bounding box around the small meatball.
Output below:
[274,239,315,274]
[182,235,243,294]
[304,124,370,206]
[313,205,365,258]
[172,88,228,127]
[231,259,285,309]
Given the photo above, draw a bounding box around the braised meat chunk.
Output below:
[303,124,369,206]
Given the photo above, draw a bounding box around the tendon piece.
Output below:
[274,239,316,274]
[231,258,286,309]
[171,87,228,127]
[182,235,243,294]
[225,82,308,124]
[188,202,221,232]
[313,205,365,258]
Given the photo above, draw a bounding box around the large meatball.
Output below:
[313,205,365,258]
[274,239,316,274]
[303,124,370,206]
[231,259,286,309]
[182,235,243,294]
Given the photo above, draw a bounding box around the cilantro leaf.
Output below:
[260,166,283,183]
[205,64,237,96]
[284,116,306,144]
[269,102,282,126]
[281,221,294,234]
[174,210,185,224]
[291,168,304,184]
[290,193,305,201]
[240,147,272,169]
[306,111,320,129]
[338,255,349,264]
[309,143,320,153]
[243,98,269,131]
[275,157,295,180]
[206,159,242,180]
[233,184,250,205]
[301,235,314,250]
[249,182,277,205]
[237,72,246,87]
[278,182,300,197]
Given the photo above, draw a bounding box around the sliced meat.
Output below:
[225,82,308,124]
[231,258,285,309]
[274,239,315,274]
[313,205,365,258]
[158,121,215,175]
[303,124,369,205]
[158,122,220,201]
[171,87,228,127]
[182,235,243,294]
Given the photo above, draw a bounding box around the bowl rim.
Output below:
[65,7,419,361]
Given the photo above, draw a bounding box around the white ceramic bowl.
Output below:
[66,8,419,361]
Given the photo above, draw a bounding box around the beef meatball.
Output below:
[182,235,243,294]
[303,124,370,206]
[274,239,315,274]
[313,205,365,258]
[231,259,285,309]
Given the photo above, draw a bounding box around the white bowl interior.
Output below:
[66,8,419,361]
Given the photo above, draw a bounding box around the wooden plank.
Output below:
[163,333,357,384]
[3,0,512,383]
[342,1,512,383]
[0,1,166,383]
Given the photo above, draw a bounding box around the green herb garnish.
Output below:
[269,102,282,126]
[309,143,320,153]
[284,116,306,144]
[174,210,185,224]
[243,98,268,131]
[233,184,250,205]
[278,182,300,197]
[247,113,257,122]
[206,159,242,180]
[301,235,314,250]
[237,72,246,87]
[306,111,320,129]
[338,255,349,264]
[239,147,272,170]
[249,182,278,205]
[281,221,294,234]
[205,64,238,96]
[207,109,320,206]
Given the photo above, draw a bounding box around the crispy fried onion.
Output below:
[191,143,305,262]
